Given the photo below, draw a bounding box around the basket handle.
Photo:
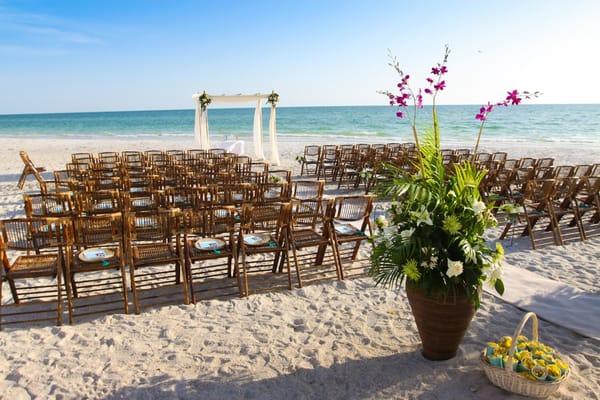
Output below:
[505,312,539,371]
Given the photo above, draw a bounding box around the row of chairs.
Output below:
[497,176,600,248]
[298,143,599,193]
[0,196,374,328]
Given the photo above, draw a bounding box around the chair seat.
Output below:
[291,229,327,247]
[187,239,233,260]
[132,243,179,265]
[243,234,283,253]
[72,247,121,272]
[6,254,59,278]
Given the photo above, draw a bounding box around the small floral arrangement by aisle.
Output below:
[370,45,540,307]
[483,335,569,382]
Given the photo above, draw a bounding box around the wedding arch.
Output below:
[192,91,280,166]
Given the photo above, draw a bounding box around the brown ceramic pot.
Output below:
[406,282,476,361]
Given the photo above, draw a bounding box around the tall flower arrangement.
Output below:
[371,47,536,307]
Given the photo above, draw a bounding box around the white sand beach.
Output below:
[0,137,599,400]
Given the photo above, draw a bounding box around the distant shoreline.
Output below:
[2,103,600,117]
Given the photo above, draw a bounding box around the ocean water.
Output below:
[0,105,599,145]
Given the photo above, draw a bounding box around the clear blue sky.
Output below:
[1,0,599,114]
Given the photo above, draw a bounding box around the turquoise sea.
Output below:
[0,105,599,145]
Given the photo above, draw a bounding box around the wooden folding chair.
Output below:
[238,202,292,296]
[547,177,586,242]
[499,180,559,249]
[570,176,600,226]
[327,195,374,279]
[317,145,338,180]
[17,151,48,192]
[291,180,324,200]
[24,193,74,219]
[183,206,239,302]
[126,209,189,314]
[300,145,321,176]
[66,213,129,322]
[1,218,68,329]
[286,198,341,287]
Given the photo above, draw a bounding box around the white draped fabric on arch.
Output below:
[191,92,280,166]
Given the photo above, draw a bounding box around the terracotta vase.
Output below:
[406,282,476,361]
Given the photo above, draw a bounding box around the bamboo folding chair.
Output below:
[183,206,239,302]
[122,151,144,166]
[71,153,94,166]
[126,209,189,314]
[491,152,508,169]
[385,143,401,157]
[286,198,341,287]
[570,176,600,226]
[355,144,371,154]
[97,152,120,165]
[503,159,519,171]
[257,182,290,204]
[486,168,517,208]
[536,158,555,170]
[336,150,364,189]
[161,187,210,210]
[474,152,492,168]
[291,180,324,200]
[24,193,74,219]
[519,158,536,169]
[300,145,321,176]
[53,170,72,193]
[75,190,123,216]
[122,190,162,213]
[327,195,374,279]
[546,177,586,242]
[238,202,293,296]
[267,169,292,186]
[0,218,68,329]
[17,151,49,192]
[499,179,560,249]
[219,183,257,207]
[573,165,592,178]
[166,150,186,162]
[66,213,129,321]
[317,145,338,180]
[553,166,574,179]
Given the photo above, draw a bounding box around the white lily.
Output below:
[472,200,487,215]
[400,227,415,242]
[411,206,433,226]
[446,259,464,278]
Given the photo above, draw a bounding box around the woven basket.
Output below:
[480,312,570,398]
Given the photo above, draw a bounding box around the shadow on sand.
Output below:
[103,350,503,400]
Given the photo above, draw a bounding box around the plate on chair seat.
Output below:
[195,238,226,251]
[335,224,360,236]
[79,248,115,263]
[243,233,271,246]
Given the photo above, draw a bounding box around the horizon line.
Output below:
[1,103,599,117]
